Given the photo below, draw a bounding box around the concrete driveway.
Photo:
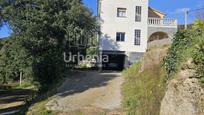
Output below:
[46,71,124,114]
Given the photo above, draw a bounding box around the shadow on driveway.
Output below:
[56,71,120,97]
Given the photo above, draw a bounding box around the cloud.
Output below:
[174,8,191,14]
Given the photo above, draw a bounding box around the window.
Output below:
[116,32,125,42]
[135,6,142,22]
[117,8,126,17]
[135,30,141,45]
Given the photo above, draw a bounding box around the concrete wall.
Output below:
[99,0,149,53]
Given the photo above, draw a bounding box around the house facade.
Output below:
[98,0,177,70]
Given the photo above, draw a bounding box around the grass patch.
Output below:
[26,98,58,115]
[122,62,166,115]
[15,82,35,89]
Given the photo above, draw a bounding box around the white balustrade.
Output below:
[148,18,177,27]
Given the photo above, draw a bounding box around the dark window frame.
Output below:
[134,30,141,45]
[116,32,125,42]
[135,6,142,22]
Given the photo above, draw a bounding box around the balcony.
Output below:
[148,18,177,28]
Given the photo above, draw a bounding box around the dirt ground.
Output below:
[46,71,125,114]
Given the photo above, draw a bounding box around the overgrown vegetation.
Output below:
[164,20,204,84]
[122,47,167,115]
[122,20,204,114]
[192,34,204,84]
[163,30,199,78]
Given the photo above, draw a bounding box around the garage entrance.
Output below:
[102,51,126,71]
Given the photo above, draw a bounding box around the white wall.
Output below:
[100,0,149,53]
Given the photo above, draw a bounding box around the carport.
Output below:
[102,51,126,71]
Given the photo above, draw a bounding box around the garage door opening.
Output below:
[102,53,125,71]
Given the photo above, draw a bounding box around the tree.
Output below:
[0,40,9,84]
[0,37,32,84]
[0,0,97,89]
[192,20,204,31]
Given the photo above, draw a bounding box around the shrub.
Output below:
[192,35,204,85]
[164,26,204,85]
[164,29,201,79]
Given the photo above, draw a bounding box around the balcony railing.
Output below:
[148,18,177,27]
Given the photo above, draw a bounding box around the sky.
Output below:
[0,0,204,38]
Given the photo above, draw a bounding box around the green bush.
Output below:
[164,27,204,85]
[192,35,204,85]
[164,29,201,79]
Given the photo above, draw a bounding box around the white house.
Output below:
[98,0,177,70]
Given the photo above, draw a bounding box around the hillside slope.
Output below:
[160,59,204,115]
[122,42,170,115]
[160,28,204,115]
[123,29,204,115]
